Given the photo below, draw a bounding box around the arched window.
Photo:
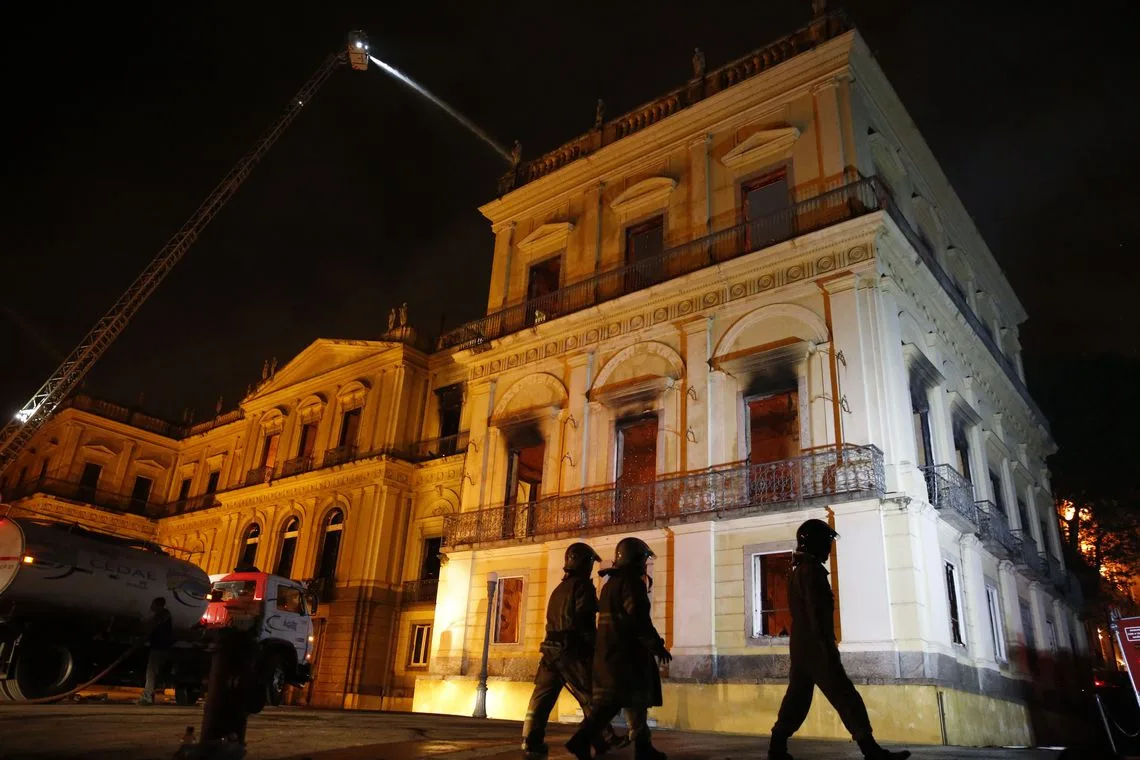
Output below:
[276,517,300,578]
[315,509,344,587]
[239,523,261,568]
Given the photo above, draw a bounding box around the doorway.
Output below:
[616,415,658,523]
[503,431,545,539]
[77,462,102,502]
[742,171,793,252]
[526,255,562,326]
[746,391,800,503]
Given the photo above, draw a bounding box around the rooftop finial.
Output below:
[812,0,827,18]
[691,47,706,80]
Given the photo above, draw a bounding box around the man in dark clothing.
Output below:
[521,542,622,757]
[139,596,174,705]
[768,519,910,760]
[566,537,670,760]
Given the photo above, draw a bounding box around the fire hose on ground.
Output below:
[0,641,144,706]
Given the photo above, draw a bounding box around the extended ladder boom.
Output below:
[0,51,347,473]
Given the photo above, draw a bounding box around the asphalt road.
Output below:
[0,702,1067,760]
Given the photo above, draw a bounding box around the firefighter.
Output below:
[521,542,623,758]
[566,537,669,760]
[767,519,910,760]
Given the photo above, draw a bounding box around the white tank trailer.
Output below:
[0,516,210,700]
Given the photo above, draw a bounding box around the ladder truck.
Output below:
[0,31,372,475]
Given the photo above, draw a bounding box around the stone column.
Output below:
[681,317,710,472]
[567,352,594,491]
[833,500,894,652]
[464,381,495,510]
[959,534,993,663]
[997,559,1023,656]
[670,521,716,680]
[811,77,848,188]
[706,369,729,467]
[871,279,919,493]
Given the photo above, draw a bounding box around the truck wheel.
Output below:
[264,654,286,707]
[174,685,201,706]
[5,643,78,701]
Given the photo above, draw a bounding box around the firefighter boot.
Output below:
[564,732,593,760]
[767,732,794,760]
[633,734,668,760]
[857,737,911,760]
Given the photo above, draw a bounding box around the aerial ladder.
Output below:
[0,33,374,474]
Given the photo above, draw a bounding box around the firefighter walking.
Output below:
[566,537,669,760]
[521,542,622,758]
[768,519,910,760]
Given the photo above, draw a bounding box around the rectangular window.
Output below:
[1046,619,1057,652]
[909,377,933,469]
[205,470,220,495]
[945,562,964,645]
[1017,498,1033,542]
[742,171,792,250]
[78,462,102,501]
[338,408,362,448]
[38,459,50,481]
[989,470,1006,516]
[751,552,794,637]
[435,384,463,442]
[616,415,658,523]
[130,476,153,507]
[297,422,318,458]
[276,586,304,614]
[493,576,524,644]
[985,585,1007,661]
[525,254,562,326]
[953,425,973,487]
[260,432,281,470]
[420,537,443,580]
[409,623,432,668]
[177,477,192,502]
[624,216,665,291]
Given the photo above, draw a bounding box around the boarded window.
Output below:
[494,577,524,644]
[409,623,432,668]
[752,552,793,637]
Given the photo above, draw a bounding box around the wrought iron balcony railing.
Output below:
[2,476,219,518]
[976,500,1020,559]
[401,578,439,605]
[323,444,358,468]
[443,444,884,548]
[244,465,273,487]
[405,432,470,461]
[919,464,977,529]
[1011,529,1046,579]
[439,178,881,351]
[279,454,314,478]
[1044,553,1067,593]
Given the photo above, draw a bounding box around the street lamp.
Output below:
[473,571,498,719]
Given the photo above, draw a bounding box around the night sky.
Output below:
[2,1,1137,491]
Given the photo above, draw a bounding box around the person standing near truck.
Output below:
[138,596,174,705]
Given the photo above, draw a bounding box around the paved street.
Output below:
[0,702,1064,760]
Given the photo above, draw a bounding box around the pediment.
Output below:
[133,457,168,471]
[247,339,394,401]
[610,177,678,218]
[517,222,574,254]
[721,128,801,170]
[80,442,119,458]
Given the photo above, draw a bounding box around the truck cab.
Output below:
[203,571,315,705]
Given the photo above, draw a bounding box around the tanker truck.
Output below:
[0,515,314,705]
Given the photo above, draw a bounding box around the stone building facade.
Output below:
[2,11,1084,746]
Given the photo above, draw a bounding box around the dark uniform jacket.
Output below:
[540,574,598,661]
[787,551,839,664]
[591,568,664,708]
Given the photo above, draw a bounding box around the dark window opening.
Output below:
[298,422,318,458]
[260,432,281,470]
[1017,498,1032,538]
[239,523,261,568]
[177,477,192,503]
[743,171,792,251]
[276,517,300,578]
[616,415,658,523]
[338,408,362,448]
[38,459,50,481]
[910,377,934,469]
[624,216,665,291]
[130,476,153,509]
[747,391,801,504]
[316,509,344,587]
[436,384,463,444]
[78,462,102,501]
[754,552,794,637]
[946,562,964,645]
[525,255,562,326]
[420,537,443,580]
[989,470,1006,516]
[953,424,973,487]
[503,431,545,539]
[205,470,220,495]
[409,623,432,667]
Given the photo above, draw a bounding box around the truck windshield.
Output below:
[211,580,257,602]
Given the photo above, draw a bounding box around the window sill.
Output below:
[747,635,791,648]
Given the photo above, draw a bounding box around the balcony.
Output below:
[244,465,273,487]
[323,444,358,468]
[279,455,314,478]
[443,444,884,549]
[1044,553,1068,594]
[403,432,470,461]
[1012,529,1046,579]
[976,500,1021,560]
[401,578,439,605]
[439,178,881,351]
[919,464,977,530]
[2,476,218,518]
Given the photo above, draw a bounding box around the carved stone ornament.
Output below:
[720,127,801,170]
[610,177,678,219]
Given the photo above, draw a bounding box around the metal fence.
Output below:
[438,178,881,351]
[443,444,883,548]
[920,464,977,527]
[401,578,439,605]
[976,500,1020,559]
[1011,529,1046,578]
